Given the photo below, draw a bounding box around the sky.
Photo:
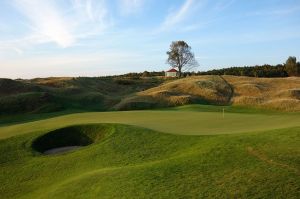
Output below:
[0,0,300,78]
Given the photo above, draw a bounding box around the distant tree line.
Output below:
[195,64,288,77]
[97,71,165,80]
[97,56,299,79]
[194,56,299,78]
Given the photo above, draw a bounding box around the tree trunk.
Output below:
[178,66,182,78]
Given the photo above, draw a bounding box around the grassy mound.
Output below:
[0,78,40,97]
[0,77,163,115]
[0,123,299,198]
[115,75,300,112]
[0,92,63,114]
[114,75,232,110]
[224,76,300,111]
[1,76,299,115]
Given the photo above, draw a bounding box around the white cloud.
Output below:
[119,0,144,15]
[13,0,75,48]
[0,0,112,54]
[70,0,112,39]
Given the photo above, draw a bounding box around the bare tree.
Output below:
[166,41,198,77]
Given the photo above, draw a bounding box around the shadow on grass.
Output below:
[0,109,86,127]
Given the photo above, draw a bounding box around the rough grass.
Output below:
[115,75,300,112]
[0,78,41,99]
[223,75,300,111]
[0,123,299,199]
[1,75,299,115]
[114,75,232,110]
[0,77,163,114]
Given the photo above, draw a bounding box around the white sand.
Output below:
[44,146,82,155]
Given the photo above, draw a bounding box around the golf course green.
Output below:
[0,105,299,198]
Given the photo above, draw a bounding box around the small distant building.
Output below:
[165,68,179,77]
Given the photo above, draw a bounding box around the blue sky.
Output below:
[0,0,300,78]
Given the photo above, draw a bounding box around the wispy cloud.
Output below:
[70,0,112,39]
[1,0,112,54]
[160,0,195,30]
[119,0,144,15]
[13,0,75,48]
[158,0,207,32]
[71,0,109,22]
[179,20,214,33]
[214,0,235,11]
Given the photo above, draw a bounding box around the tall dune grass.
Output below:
[223,76,300,111]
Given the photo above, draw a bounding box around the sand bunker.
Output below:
[43,146,82,155]
[32,125,96,155]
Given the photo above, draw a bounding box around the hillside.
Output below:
[114,75,232,110]
[0,75,299,116]
[0,77,163,115]
[223,76,300,111]
[115,75,300,112]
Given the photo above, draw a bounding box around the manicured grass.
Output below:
[0,109,84,126]
[0,106,299,139]
[165,104,288,114]
[0,124,299,199]
[0,106,299,198]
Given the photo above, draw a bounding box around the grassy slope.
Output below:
[0,123,299,199]
[0,105,299,139]
[0,77,163,114]
[115,75,300,111]
[114,75,232,110]
[1,75,299,117]
[223,75,300,111]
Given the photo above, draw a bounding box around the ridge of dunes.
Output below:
[115,75,300,111]
[223,76,300,111]
[0,75,299,115]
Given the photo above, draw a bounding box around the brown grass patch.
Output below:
[115,75,300,111]
[223,75,300,111]
[114,75,233,110]
[30,77,74,88]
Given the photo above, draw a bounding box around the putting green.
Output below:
[1,109,299,139]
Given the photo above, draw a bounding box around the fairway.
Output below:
[1,107,299,139]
